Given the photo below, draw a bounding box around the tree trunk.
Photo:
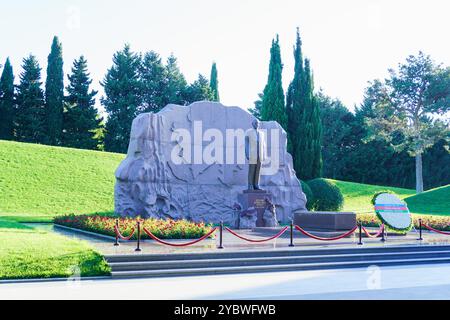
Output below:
[415,153,424,193]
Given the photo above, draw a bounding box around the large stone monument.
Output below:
[114,101,307,226]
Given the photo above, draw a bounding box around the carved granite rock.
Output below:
[115,101,307,224]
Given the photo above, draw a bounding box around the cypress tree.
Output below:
[286,29,322,180]
[63,56,102,150]
[260,35,287,130]
[286,28,304,155]
[15,55,46,143]
[0,58,15,140]
[45,36,64,145]
[295,59,322,180]
[209,62,220,102]
[101,44,142,153]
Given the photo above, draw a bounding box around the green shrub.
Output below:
[300,180,314,210]
[307,178,344,211]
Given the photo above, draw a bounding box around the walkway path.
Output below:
[1,263,450,299]
[28,223,450,255]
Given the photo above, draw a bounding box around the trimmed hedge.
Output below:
[307,178,344,211]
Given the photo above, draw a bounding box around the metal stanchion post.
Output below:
[380,224,386,242]
[218,221,224,249]
[289,220,295,247]
[357,223,363,245]
[135,220,141,252]
[418,219,423,241]
[114,219,119,246]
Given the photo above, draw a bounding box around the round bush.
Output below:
[300,180,314,210]
[306,178,344,211]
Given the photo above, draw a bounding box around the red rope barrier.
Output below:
[362,224,384,238]
[295,225,357,241]
[224,226,288,243]
[114,225,136,240]
[142,227,217,247]
[422,224,450,235]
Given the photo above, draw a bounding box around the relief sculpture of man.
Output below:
[245,119,266,190]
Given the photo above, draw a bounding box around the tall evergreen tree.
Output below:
[101,45,142,153]
[286,28,304,155]
[45,36,64,145]
[63,56,102,150]
[287,29,322,180]
[184,74,214,103]
[294,59,322,180]
[260,35,287,130]
[209,62,220,102]
[164,54,187,106]
[249,92,263,119]
[139,51,167,113]
[15,55,46,143]
[0,58,15,140]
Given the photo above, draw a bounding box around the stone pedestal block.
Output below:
[293,211,356,231]
[237,190,272,228]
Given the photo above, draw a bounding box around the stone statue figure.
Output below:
[245,119,266,190]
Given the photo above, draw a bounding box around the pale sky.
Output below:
[1,0,449,113]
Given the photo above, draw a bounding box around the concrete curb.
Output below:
[53,224,217,244]
[54,224,118,241]
[0,275,112,284]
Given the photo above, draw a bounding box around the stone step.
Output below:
[105,244,450,263]
[108,250,450,271]
[110,256,450,278]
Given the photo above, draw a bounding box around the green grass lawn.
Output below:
[329,179,415,214]
[403,185,450,216]
[0,218,110,279]
[0,140,124,222]
[329,179,450,216]
[0,140,448,222]
[0,140,448,279]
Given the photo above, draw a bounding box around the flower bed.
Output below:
[357,213,450,232]
[54,214,215,240]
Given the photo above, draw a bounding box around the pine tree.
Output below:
[260,35,287,130]
[209,62,220,102]
[164,54,187,106]
[45,36,64,145]
[15,55,46,143]
[63,56,102,150]
[101,45,142,153]
[139,51,167,113]
[184,74,214,103]
[249,93,263,119]
[0,58,15,140]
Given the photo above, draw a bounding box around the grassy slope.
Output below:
[331,179,450,216]
[403,185,450,216]
[0,140,124,221]
[0,140,448,221]
[0,218,110,279]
